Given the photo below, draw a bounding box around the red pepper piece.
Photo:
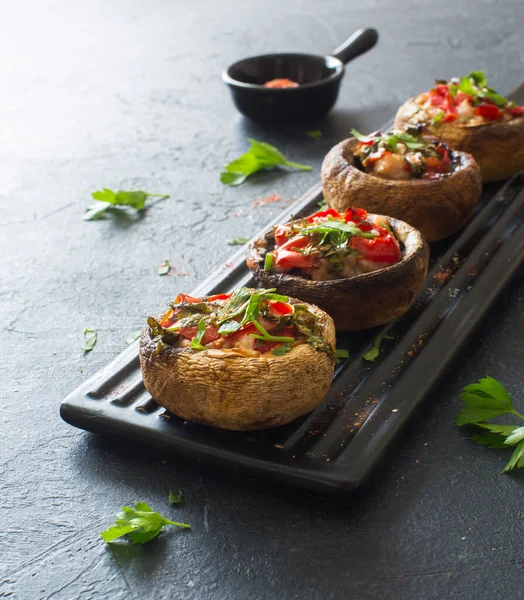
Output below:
[306,208,341,223]
[475,102,503,121]
[507,106,524,116]
[175,293,201,304]
[274,224,293,246]
[273,249,314,269]
[268,300,294,316]
[178,325,220,345]
[350,234,402,263]
[207,293,232,301]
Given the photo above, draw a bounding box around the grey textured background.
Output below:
[1,1,523,599]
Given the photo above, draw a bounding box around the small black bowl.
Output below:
[223,28,378,126]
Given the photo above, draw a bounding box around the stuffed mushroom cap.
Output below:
[321,137,482,243]
[139,295,336,431]
[248,214,429,331]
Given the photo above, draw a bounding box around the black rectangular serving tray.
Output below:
[61,84,524,496]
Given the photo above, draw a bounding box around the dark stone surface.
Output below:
[1,1,523,599]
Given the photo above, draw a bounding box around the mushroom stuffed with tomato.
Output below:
[394,71,524,182]
[321,129,482,243]
[139,288,336,431]
[247,207,429,331]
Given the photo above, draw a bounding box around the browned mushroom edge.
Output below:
[321,137,482,243]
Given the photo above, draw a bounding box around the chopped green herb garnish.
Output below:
[84,188,169,221]
[125,330,142,345]
[456,377,524,472]
[168,490,183,505]
[101,501,190,544]
[335,348,349,359]
[220,138,312,186]
[362,332,389,362]
[228,237,251,245]
[264,252,274,271]
[82,328,97,352]
[158,260,171,276]
[305,130,322,139]
[191,319,207,350]
[431,110,445,125]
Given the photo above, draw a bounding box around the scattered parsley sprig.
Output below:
[456,377,524,472]
[220,138,311,186]
[101,500,190,544]
[84,188,169,221]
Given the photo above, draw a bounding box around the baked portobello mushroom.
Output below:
[394,71,524,182]
[247,207,429,330]
[321,129,482,242]
[139,288,336,431]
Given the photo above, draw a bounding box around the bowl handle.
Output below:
[330,28,379,65]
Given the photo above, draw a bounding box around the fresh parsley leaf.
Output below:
[220,138,312,186]
[125,330,142,345]
[350,128,371,142]
[335,348,349,359]
[456,377,524,472]
[228,237,250,245]
[217,320,242,335]
[362,332,389,362]
[168,490,183,505]
[431,110,445,125]
[191,319,207,350]
[101,501,190,544]
[504,441,524,472]
[468,71,486,88]
[82,328,97,352]
[84,188,169,221]
[271,343,292,356]
[305,130,322,139]
[158,260,171,276]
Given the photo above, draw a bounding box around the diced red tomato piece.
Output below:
[425,156,441,169]
[344,208,368,223]
[454,92,473,104]
[268,300,294,316]
[274,224,293,246]
[178,325,220,345]
[475,103,503,121]
[350,234,401,263]
[306,208,341,223]
[443,112,458,122]
[277,235,310,252]
[357,222,373,232]
[226,323,259,343]
[207,293,232,301]
[507,106,524,116]
[274,249,315,269]
[175,293,201,304]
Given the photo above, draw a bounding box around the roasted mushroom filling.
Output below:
[410,71,524,127]
[264,208,402,281]
[146,288,334,358]
[351,129,457,181]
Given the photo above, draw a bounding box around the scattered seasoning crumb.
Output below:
[274,444,284,449]
[392,409,398,413]
[461,537,466,541]
[434,267,453,283]
[251,193,282,208]
[448,287,460,298]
